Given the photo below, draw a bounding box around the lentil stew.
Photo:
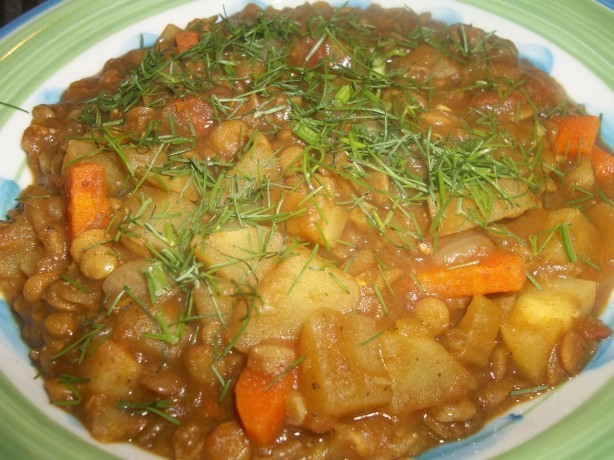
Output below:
[0,3,613,459]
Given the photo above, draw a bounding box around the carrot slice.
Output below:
[172,94,213,135]
[175,30,200,53]
[552,115,613,183]
[65,162,110,240]
[553,115,600,157]
[590,146,614,183]
[235,366,295,446]
[415,250,526,297]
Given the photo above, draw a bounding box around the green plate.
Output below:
[0,1,612,459]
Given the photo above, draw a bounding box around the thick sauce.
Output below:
[0,3,613,459]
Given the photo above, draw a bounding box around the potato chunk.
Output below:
[444,295,503,367]
[537,207,599,266]
[120,186,196,256]
[501,277,596,382]
[297,308,391,432]
[226,248,360,350]
[227,131,279,193]
[81,340,140,399]
[380,318,476,415]
[428,178,536,235]
[193,225,284,284]
[84,394,146,442]
[273,175,348,248]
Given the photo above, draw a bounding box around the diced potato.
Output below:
[445,295,502,367]
[380,318,476,415]
[183,343,217,385]
[227,131,280,193]
[81,340,140,399]
[226,248,360,350]
[84,394,147,442]
[208,119,251,160]
[63,138,100,167]
[273,175,348,248]
[501,277,597,382]
[351,170,392,206]
[297,308,391,432]
[147,170,200,202]
[193,280,236,331]
[537,207,598,266]
[193,226,284,284]
[428,178,536,235]
[120,186,196,256]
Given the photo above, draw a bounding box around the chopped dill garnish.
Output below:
[509,385,549,396]
[117,399,181,425]
[59,274,91,293]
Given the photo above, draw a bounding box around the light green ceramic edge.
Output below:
[0,1,612,459]
[0,370,118,460]
[498,380,614,460]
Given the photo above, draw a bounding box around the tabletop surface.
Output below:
[1,0,46,28]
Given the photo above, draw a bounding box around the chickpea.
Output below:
[44,377,80,406]
[107,197,123,214]
[205,421,252,460]
[559,330,595,375]
[23,271,58,303]
[44,311,78,338]
[413,296,450,335]
[69,228,109,262]
[79,246,118,280]
[430,397,477,423]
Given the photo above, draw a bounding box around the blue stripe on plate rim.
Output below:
[0,0,64,40]
[596,0,614,10]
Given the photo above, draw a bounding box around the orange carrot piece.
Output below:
[175,30,200,53]
[65,162,110,240]
[590,146,614,182]
[235,366,295,446]
[553,115,600,157]
[415,250,526,297]
[172,94,214,135]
